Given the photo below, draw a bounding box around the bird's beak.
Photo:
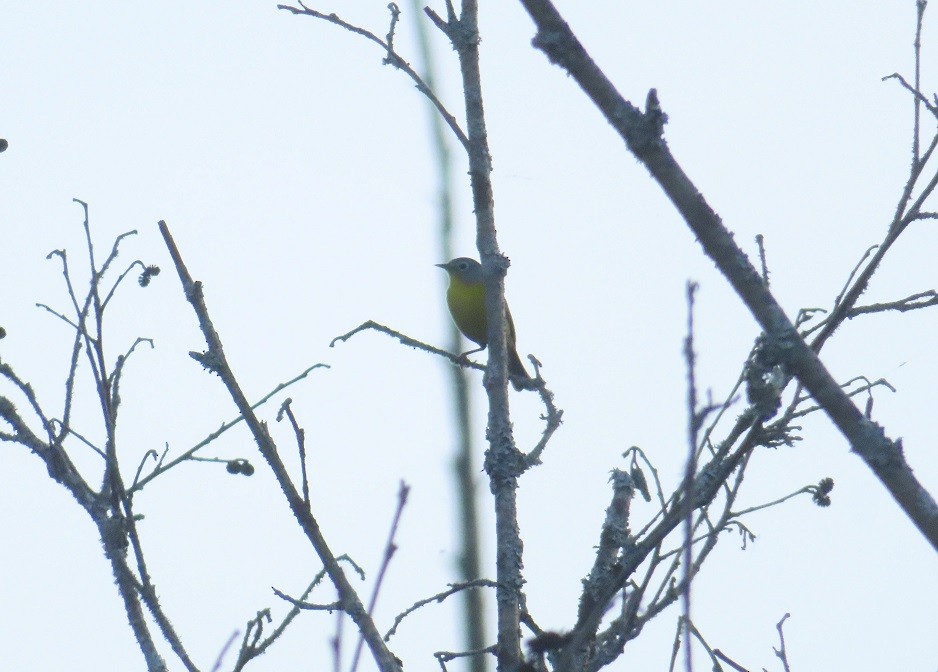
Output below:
[435,262,447,269]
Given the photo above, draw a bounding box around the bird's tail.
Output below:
[508,347,532,391]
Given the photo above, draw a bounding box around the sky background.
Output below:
[1,2,936,671]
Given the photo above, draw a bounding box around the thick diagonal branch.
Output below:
[516,0,937,552]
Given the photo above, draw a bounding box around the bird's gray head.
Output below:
[436,257,485,284]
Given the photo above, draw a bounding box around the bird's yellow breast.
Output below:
[446,276,488,346]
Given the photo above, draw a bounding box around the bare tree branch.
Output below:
[159,220,402,672]
[515,0,938,552]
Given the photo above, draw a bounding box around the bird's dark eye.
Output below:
[458,261,468,270]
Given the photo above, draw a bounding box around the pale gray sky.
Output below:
[1,2,935,671]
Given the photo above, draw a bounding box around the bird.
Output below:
[436,257,531,390]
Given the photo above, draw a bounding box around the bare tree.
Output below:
[1,3,935,672]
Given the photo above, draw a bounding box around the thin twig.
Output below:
[350,481,410,672]
[755,234,769,286]
[331,319,484,373]
[277,399,310,507]
[713,649,750,672]
[131,362,327,492]
[384,579,498,640]
[772,613,792,672]
[277,3,469,149]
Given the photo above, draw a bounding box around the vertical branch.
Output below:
[75,204,182,671]
[913,0,926,162]
[412,3,488,668]
[773,613,793,672]
[280,3,540,667]
[449,1,525,669]
[75,201,114,471]
[681,282,700,672]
